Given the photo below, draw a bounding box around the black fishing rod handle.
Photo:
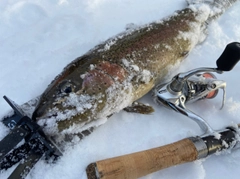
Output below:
[216,42,240,71]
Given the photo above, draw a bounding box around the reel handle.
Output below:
[216,42,240,71]
[86,139,198,179]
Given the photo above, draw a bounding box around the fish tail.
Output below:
[188,0,238,6]
[209,0,239,20]
[187,0,239,20]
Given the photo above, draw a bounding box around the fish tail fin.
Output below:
[187,0,237,6]
[209,0,238,19]
[187,0,238,19]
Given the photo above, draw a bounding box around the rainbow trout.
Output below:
[31,0,238,142]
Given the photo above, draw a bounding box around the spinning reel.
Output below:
[86,42,240,179]
[153,42,240,135]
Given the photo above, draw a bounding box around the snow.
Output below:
[0,0,240,179]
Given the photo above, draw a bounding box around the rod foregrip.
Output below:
[86,138,198,179]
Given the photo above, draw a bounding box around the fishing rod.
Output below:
[86,42,240,179]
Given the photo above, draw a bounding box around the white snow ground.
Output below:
[0,0,240,179]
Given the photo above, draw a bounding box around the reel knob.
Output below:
[216,42,240,71]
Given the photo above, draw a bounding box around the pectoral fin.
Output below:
[124,102,154,114]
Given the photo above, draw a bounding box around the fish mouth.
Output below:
[32,105,48,120]
[32,109,58,121]
[32,97,55,120]
[32,96,69,121]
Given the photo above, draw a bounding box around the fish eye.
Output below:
[59,81,75,94]
[63,86,72,93]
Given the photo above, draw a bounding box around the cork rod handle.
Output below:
[86,138,198,179]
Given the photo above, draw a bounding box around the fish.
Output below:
[32,0,238,143]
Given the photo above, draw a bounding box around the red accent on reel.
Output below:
[203,73,218,99]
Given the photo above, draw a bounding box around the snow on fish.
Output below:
[31,0,239,144]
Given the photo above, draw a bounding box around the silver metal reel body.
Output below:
[153,67,226,135]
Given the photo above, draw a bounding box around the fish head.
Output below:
[32,62,86,120]
[32,59,128,121]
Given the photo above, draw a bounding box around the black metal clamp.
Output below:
[0,96,62,179]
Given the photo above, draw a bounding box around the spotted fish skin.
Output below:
[32,0,238,141]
